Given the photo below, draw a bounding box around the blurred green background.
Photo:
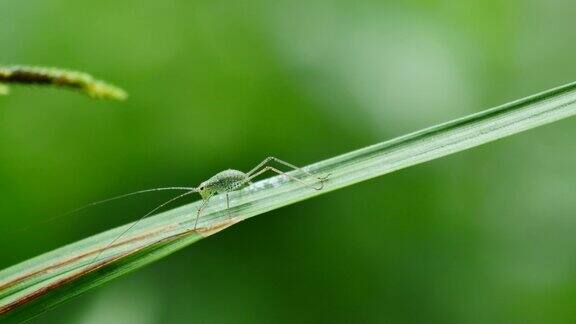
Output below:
[1,0,576,323]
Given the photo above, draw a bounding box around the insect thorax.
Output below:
[204,169,249,193]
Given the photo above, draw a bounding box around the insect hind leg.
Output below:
[246,156,329,189]
[243,166,325,190]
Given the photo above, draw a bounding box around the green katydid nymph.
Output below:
[75,156,330,263]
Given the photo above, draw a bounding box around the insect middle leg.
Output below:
[225,193,232,220]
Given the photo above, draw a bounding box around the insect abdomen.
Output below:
[210,169,248,193]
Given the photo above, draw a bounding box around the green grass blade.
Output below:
[2,80,576,322]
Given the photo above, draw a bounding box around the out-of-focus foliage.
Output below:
[0,0,575,323]
[0,66,127,100]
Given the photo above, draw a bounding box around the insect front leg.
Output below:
[194,198,211,229]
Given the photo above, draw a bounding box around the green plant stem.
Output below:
[0,66,127,100]
[2,80,576,322]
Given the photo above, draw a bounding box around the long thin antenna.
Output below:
[90,189,198,265]
[66,187,196,216]
[12,187,195,235]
